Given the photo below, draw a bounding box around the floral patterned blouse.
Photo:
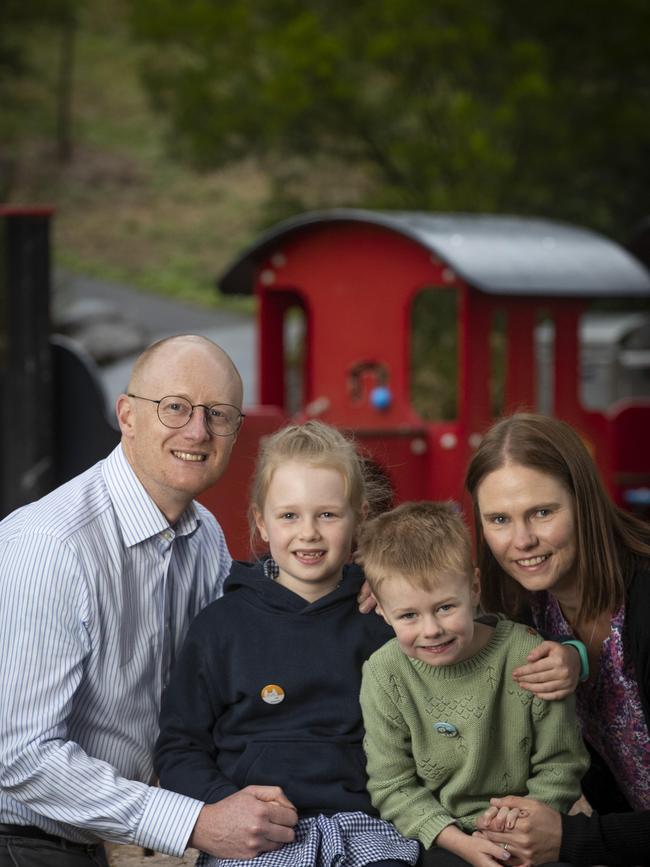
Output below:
[530,592,650,810]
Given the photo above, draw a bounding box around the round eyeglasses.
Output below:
[128,394,245,437]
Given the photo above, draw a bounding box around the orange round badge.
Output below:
[260,684,285,705]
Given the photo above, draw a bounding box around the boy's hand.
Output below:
[512,640,580,699]
[477,803,522,832]
[436,823,515,867]
[357,579,378,613]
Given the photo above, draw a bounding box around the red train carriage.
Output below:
[201,210,650,557]
[3,206,650,555]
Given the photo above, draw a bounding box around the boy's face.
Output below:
[375,570,481,667]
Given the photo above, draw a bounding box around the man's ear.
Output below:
[116,394,135,438]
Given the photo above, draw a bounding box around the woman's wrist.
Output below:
[561,639,589,682]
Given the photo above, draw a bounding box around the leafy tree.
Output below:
[129,0,650,237]
[0,0,81,194]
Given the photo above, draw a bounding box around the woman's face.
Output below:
[476,463,578,601]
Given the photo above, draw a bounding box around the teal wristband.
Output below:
[562,639,589,682]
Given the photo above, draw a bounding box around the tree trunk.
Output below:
[56,8,77,164]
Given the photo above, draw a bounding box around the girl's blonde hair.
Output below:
[248,420,391,549]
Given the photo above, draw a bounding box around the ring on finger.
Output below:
[503,843,510,854]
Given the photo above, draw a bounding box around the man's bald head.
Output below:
[128,334,243,408]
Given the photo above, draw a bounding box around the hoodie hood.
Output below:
[223,557,366,615]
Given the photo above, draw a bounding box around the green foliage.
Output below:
[0,0,84,190]
[129,0,650,237]
[1,0,270,308]
[410,288,458,421]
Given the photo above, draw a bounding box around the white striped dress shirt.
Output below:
[0,444,231,856]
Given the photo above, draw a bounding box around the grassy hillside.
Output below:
[3,1,373,309]
[3,1,269,309]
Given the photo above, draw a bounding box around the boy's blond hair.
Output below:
[357,501,473,597]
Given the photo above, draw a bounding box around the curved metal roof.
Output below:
[218,208,650,297]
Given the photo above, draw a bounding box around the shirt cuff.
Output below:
[136,786,204,856]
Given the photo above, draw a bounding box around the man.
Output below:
[0,335,297,865]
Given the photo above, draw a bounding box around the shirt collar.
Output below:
[102,445,201,547]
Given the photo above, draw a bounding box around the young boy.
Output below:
[357,502,589,867]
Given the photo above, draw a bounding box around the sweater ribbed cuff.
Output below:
[418,815,457,849]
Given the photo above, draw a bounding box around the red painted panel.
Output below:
[198,406,286,559]
[607,401,650,510]
[0,205,55,216]
[504,301,537,410]
[354,429,431,504]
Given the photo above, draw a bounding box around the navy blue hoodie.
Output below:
[155,560,393,816]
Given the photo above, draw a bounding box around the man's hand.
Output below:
[475,796,562,866]
[512,641,580,700]
[189,786,297,859]
[357,579,378,614]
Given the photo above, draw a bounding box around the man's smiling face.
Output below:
[117,337,242,523]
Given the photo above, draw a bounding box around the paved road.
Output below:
[53,271,257,418]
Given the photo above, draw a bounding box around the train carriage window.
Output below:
[410,288,457,421]
[535,311,555,416]
[284,306,306,416]
[578,307,650,410]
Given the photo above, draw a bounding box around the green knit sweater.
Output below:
[360,619,589,849]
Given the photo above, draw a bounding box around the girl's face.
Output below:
[254,460,357,602]
[476,463,578,602]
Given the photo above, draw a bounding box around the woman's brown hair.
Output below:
[465,413,650,622]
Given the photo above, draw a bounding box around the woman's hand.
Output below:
[357,579,378,613]
[512,640,580,700]
[475,796,562,866]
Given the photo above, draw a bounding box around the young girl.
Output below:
[155,420,419,867]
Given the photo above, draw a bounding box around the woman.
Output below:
[464,413,650,842]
